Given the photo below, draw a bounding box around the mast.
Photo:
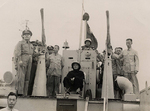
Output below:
[79,0,85,50]
[40,8,46,47]
[102,11,114,111]
[78,0,85,63]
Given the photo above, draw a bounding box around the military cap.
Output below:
[71,61,81,69]
[22,30,32,36]
[85,38,92,44]
[115,47,123,50]
[30,41,37,46]
[37,41,43,46]
[126,38,132,42]
[47,45,54,50]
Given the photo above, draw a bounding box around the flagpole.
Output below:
[103,10,110,111]
[84,20,87,42]
[79,0,84,50]
[78,0,84,64]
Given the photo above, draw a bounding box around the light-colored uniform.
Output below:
[0,107,19,111]
[115,48,139,97]
[47,53,64,96]
[14,39,34,96]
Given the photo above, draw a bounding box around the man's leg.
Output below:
[131,73,139,98]
[47,75,54,97]
[28,63,37,95]
[54,76,60,96]
[24,56,32,96]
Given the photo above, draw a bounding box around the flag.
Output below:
[83,12,98,49]
[86,23,98,49]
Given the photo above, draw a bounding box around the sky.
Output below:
[0,0,150,90]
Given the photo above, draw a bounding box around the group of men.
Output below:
[112,38,139,99]
[14,29,64,98]
[101,38,139,99]
[13,29,139,99]
[81,38,139,99]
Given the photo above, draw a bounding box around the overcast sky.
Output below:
[0,0,150,90]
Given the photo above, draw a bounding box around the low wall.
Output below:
[140,86,150,111]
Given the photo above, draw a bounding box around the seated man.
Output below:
[63,61,85,95]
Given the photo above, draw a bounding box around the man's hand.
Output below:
[135,70,138,74]
[60,75,62,83]
[15,65,18,70]
[19,61,23,67]
[71,77,75,81]
[83,79,86,84]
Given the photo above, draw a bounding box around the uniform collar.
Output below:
[127,47,132,51]
[53,52,58,56]
[22,39,30,44]
[6,106,13,111]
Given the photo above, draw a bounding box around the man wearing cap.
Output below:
[63,61,85,96]
[47,45,54,55]
[46,45,54,71]
[28,41,40,95]
[46,45,64,97]
[82,38,94,50]
[112,47,123,80]
[112,47,123,99]
[14,29,34,96]
[113,38,139,99]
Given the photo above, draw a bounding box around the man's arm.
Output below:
[61,56,64,69]
[112,51,123,59]
[14,41,22,70]
[134,51,139,74]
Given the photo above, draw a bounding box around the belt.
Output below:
[22,54,32,56]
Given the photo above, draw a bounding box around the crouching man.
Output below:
[63,61,85,96]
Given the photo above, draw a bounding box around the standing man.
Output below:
[112,47,123,80]
[28,41,40,96]
[112,47,123,99]
[14,30,34,96]
[47,45,64,97]
[0,92,19,111]
[46,45,54,72]
[113,38,139,99]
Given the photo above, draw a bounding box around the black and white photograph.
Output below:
[0,0,150,111]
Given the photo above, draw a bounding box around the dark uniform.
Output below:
[28,41,40,95]
[63,62,85,93]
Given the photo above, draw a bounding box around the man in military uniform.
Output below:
[46,45,64,97]
[14,30,34,96]
[112,47,123,80]
[113,38,139,99]
[112,47,123,99]
[28,41,40,95]
[46,45,54,71]
[82,38,94,50]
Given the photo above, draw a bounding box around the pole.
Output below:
[79,0,84,50]
[78,0,85,63]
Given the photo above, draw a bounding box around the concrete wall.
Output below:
[140,86,150,111]
[0,97,140,111]
[16,98,56,111]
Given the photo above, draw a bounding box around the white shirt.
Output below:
[0,106,19,111]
